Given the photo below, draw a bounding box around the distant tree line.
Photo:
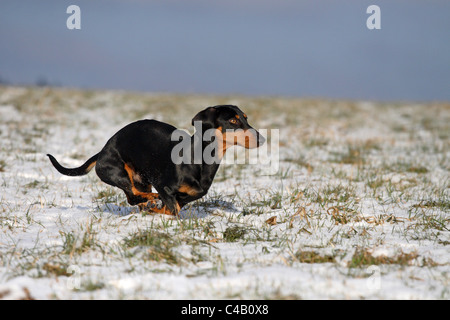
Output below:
[0,74,61,87]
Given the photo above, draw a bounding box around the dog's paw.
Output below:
[150,199,164,210]
[141,199,163,210]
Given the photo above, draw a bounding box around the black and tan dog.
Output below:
[48,105,265,215]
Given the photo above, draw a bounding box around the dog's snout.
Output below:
[245,129,264,149]
[257,132,266,147]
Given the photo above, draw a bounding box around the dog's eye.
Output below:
[229,118,238,125]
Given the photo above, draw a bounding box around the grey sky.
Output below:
[1,0,449,101]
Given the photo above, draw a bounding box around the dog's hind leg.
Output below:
[123,163,159,202]
[95,153,157,207]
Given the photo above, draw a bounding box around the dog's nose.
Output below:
[257,132,266,146]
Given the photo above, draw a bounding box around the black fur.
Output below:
[48,105,264,215]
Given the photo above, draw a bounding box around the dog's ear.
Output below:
[191,106,217,129]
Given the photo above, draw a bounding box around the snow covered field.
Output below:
[0,86,448,299]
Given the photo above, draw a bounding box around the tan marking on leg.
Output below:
[178,184,199,196]
[124,163,158,201]
[148,202,180,216]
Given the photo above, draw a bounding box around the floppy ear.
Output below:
[191,106,217,129]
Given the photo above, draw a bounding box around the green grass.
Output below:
[123,229,182,264]
[223,226,247,242]
[0,160,6,172]
[347,248,433,268]
[294,250,339,264]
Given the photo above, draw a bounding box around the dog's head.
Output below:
[192,105,265,149]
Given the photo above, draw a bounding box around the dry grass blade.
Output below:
[265,216,277,225]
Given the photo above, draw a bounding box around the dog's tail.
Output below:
[47,153,99,176]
